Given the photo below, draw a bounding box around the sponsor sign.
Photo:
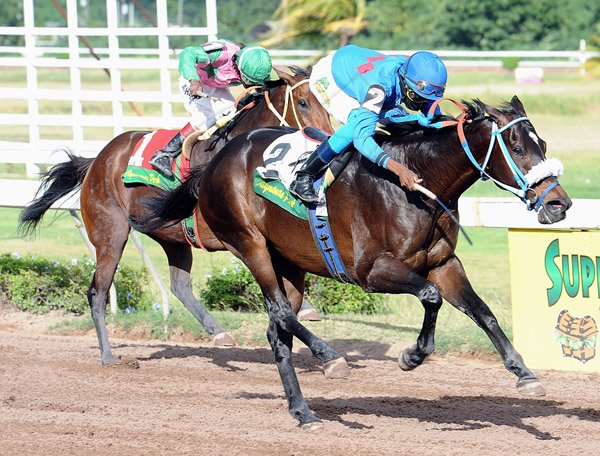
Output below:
[509,229,599,371]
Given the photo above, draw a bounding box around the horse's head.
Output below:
[271,66,334,134]
[469,96,572,224]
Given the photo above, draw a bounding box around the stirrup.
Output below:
[290,178,321,204]
[149,152,174,177]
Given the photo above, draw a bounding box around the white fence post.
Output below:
[106,0,124,137]
[67,0,84,146]
[156,0,174,124]
[206,0,218,41]
[579,39,587,77]
[23,0,40,178]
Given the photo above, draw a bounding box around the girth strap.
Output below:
[307,176,356,284]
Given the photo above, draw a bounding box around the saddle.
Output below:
[254,127,351,220]
[122,129,191,190]
[182,129,207,160]
[121,130,202,248]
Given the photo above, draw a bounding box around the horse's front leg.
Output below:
[364,256,443,370]
[429,256,546,396]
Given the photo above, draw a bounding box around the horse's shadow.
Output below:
[236,392,599,440]
[136,338,396,372]
[130,341,599,439]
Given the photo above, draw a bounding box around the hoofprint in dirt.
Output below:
[0,310,599,456]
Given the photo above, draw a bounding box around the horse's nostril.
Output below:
[546,200,566,213]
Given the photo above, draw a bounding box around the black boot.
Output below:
[149,132,184,178]
[289,150,328,204]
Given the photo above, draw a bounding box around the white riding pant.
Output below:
[178,76,236,131]
[308,53,359,125]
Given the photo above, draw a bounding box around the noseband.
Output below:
[427,99,563,211]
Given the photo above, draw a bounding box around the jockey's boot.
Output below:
[289,141,336,204]
[149,123,195,178]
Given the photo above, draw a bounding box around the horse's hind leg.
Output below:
[429,256,545,396]
[363,255,442,370]
[227,240,343,428]
[86,227,130,366]
[273,252,349,379]
[160,241,236,346]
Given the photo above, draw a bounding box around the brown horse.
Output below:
[137,96,572,429]
[19,66,333,367]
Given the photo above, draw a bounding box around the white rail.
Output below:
[1,178,597,230]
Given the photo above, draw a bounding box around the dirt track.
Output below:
[1,310,599,455]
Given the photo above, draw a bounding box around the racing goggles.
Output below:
[404,74,446,99]
[405,87,427,105]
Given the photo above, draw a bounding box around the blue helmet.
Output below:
[399,51,447,101]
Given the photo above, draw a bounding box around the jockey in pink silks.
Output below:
[150,40,272,177]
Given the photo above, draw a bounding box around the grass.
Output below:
[1,69,599,357]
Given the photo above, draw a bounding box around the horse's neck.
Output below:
[237,86,288,131]
[388,120,491,204]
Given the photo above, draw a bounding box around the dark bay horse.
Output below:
[136,96,571,429]
[19,66,333,367]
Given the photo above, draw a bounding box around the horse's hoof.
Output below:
[106,356,140,369]
[323,357,350,379]
[298,308,322,321]
[213,332,236,346]
[517,378,546,396]
[398,351,417,371]
[300,420,323,431]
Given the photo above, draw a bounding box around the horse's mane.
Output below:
[377,97,521,141]
[366,98,519,184]
[466,98,522,120]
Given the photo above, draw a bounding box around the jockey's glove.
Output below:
[386,158,423,191]
[383,107,409,122]
[189,79,203,96]
[416,112,431,127]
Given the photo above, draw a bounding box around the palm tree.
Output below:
[260,0,367,49]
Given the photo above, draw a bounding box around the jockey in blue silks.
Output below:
[289,45,448,204]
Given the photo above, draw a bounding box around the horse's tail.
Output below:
[130,164,206,233]
[19,150,93,236]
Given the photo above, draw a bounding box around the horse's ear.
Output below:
[510,95,527,116]
[273,66,296,85]
[483,103,503,120]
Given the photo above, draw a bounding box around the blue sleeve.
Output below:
[348,108,390,168]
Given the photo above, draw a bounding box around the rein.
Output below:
[263,79,309,128]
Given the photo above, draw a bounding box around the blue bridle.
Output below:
[423,99,562,212]
[457,116,560,211]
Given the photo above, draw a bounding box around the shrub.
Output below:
[305,274,386,315]
[0,253,152,314]
[199,260,386,315]
[501,56,520,71]
[200,262,264,312]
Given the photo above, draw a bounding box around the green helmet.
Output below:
[236,45,272,85]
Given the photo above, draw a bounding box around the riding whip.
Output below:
[413,183,473,246]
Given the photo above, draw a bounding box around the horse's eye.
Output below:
[298,99,308,108]
[512,146,524,157]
